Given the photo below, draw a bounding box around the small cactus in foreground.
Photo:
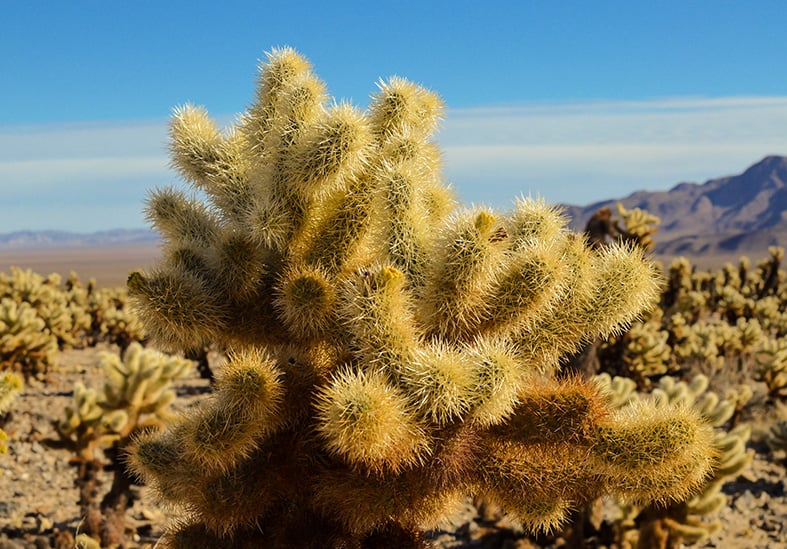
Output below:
[127,48,716,547]
[55,343,192,547]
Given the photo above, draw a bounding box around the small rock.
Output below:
[0,502,19,516]
[37,516,53,533]
[0,538,26,549]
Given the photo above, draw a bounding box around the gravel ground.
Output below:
[1,347,785,548]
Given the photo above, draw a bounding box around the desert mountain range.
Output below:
[562,155,787,266]
[0,229,157,250]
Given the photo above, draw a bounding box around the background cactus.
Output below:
[86,286,147,352]
[755,338,787,398]
[613,203,660,253]
[53,343,192,547]
[596,374,753,549]
[0,267,91,349]
[0,298,59,378]
[126,48,715,548]
[768,418,787,467]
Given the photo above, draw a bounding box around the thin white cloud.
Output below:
[0,120,174,230]
[439,96,787,206]
[0,96,785,231]
[0,156,167,189]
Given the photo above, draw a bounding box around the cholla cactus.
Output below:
[755,246,783,299]
[87,287,147,351]
[127,48,715,547]
[614,203,660,253]
[56,343,191,459]
[0,267,90,348]
[755,338,787,398]
[0,298,59,378]
[594,372,637,409]
[601,315,672,388]
[0,371,24,454]
[605,374,753,549]
[55,343,192,547]
[769,419,787,466]
[662,257,694,311]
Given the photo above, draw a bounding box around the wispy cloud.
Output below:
[439,96,787,207]
[0,120,172,231]
[1,96,785,231]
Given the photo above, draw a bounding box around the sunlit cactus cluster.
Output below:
[0,297,59,377]
[56,343,192,458]
[55,343,192,547]
[614,203,661,253]
[595,241,787,396]
[125,48,717,547]
[0,268,146,379]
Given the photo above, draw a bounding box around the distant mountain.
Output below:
[562,155,787,262]
[0,229,159,250]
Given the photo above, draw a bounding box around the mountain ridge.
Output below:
[0,229,158,250]
[562,155,787,261]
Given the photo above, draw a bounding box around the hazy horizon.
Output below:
[0,151,783,235]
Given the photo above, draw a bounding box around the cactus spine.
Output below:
[127,48,715,547]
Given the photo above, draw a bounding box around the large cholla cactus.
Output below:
[127,48,716,547]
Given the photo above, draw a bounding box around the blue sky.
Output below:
[2,1,786,232]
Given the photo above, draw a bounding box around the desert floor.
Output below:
[0,244,161,289]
